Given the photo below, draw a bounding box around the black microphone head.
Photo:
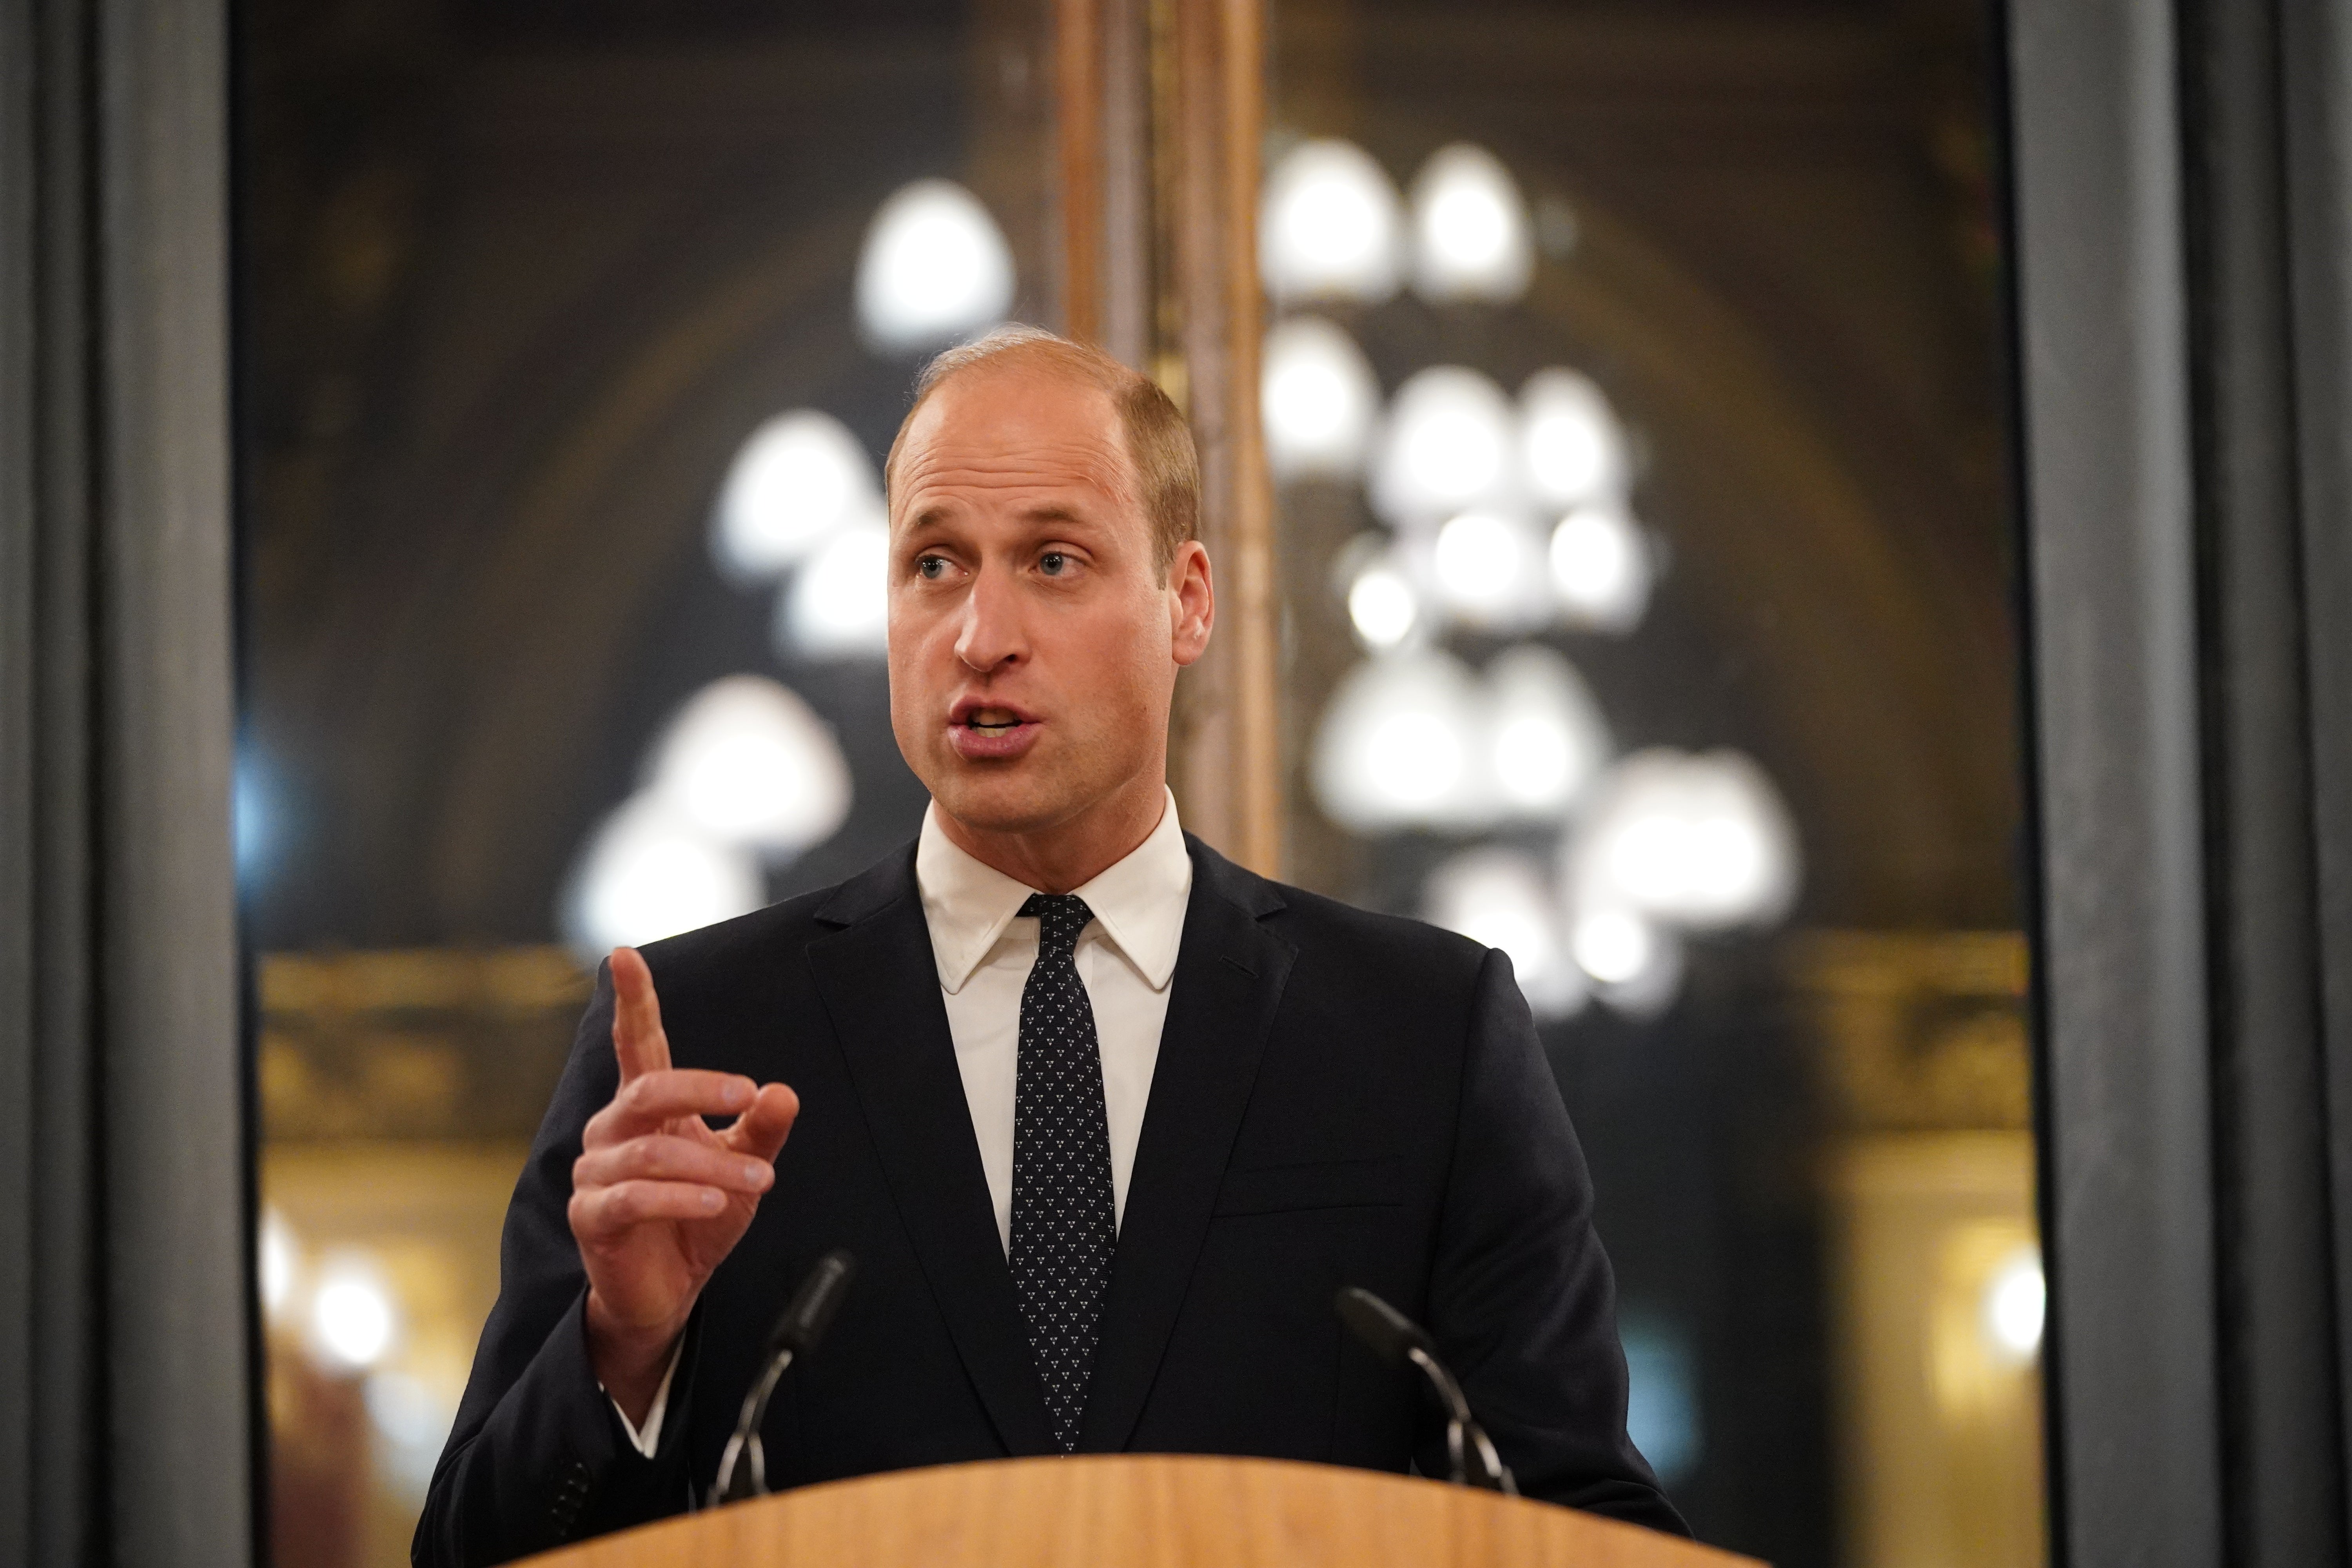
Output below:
[768,1250,857,1357]
[1334,1286,1433,1366]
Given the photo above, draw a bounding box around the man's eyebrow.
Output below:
[898,499,1099,533]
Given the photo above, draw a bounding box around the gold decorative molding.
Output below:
[1788,929,2032,1132]
[258,946,590,1143]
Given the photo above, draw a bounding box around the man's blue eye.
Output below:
[917,556,946,579]
[1041,552,1067,575]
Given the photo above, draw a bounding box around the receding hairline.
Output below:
[882,325,1201,574]
[886,353,1129,489]
[885,332,1139,488]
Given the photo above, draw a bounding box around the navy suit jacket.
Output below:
[414,836,1684,1565]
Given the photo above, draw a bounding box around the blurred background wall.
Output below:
[232,4,2040,1565]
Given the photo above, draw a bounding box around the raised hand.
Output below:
[570,946,799,1422]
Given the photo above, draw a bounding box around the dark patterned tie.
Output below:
[1009,892,1118,1453]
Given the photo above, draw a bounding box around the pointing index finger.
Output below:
[609,947,672,1083]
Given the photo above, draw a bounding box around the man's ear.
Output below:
[1169,539,1214,667]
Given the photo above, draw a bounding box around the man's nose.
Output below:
[953,564,1026,672]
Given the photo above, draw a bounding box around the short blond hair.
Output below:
[883,325,1200,577]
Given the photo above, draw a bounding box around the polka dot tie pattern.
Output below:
[1009,892,1118,1453]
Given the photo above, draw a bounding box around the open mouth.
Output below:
[951,698,1038,730]
[947,699,1041,757]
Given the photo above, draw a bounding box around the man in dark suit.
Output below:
[415,327,1685,1566]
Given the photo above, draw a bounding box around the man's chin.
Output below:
[929,763,1071,839]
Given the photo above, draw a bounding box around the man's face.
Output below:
[886,364,1209,840]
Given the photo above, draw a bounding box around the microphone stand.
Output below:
[708,1251,857,1509]
[1405,1341,1515,1495]
[1335,1286,1516,1494]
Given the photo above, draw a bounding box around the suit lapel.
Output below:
[808,851,1059,1457]
[1078,838,1295,1453]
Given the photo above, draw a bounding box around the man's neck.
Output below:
[935,778,1169,895]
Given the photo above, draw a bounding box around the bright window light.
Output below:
[258,1207,298,1320]
[566,793,766,960]
[712,410,882,583]
[309,1256,397,1371]
[1569,748,1799,930]
[1550,505,1652,633]
[1347,560,1420,650]
[1568,904,1685,1017]
[1493,718,1572,806]
[1423,849,1586,1018]
[648,675,853,853]
[367,1370,458,1497]
[1366,714,1466,811]
[779,521,891,659]
[1521,368,1626,506]
[1410,142,1534,304]
[1259,138,1404,304]
[1483,645,1609,817]
[855,179,1015,352]
[1983,1249,2047,1362]
[1312,650,1489,833]
[234,750,279,886]
[1431,511,1548,631]
[1620,1316,1703,1486]
[366,1370,452,1451]
[1571,906,1651,985]
[1262,316,1380,480]
[1373,366,1515,524]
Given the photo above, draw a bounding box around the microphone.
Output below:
[708,1250,857,1508]
[1334,1286,1516,1495]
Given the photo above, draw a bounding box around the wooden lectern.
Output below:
[521,1454,1761,1567]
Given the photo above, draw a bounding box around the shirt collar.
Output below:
[915,788,1192,996]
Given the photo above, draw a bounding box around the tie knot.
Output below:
[1020,893,1093,957]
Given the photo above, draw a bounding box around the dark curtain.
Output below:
[2009,0,2352,1563]
[14,0,2352,1562]
[0,0,251,1563]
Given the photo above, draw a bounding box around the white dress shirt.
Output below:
[916,787,1192,1252]
[613,789,1192,1455]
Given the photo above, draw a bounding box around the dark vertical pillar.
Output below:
[0,3,99,1561]
[2179,0,2350,1562]
[2006,2,2221,1562]
[0,0,248,1563]
[2008,0,2352,1562]
[2279,6,2352,1562]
